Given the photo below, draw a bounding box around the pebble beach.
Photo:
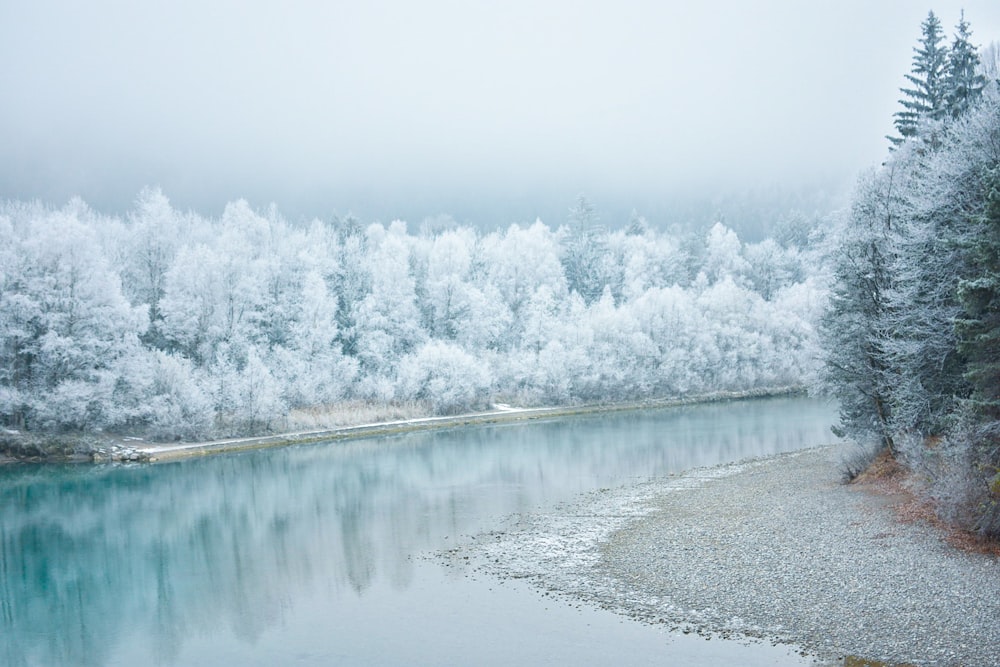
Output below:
[454,446,1000,666]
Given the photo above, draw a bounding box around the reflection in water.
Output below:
[0,397,836,666]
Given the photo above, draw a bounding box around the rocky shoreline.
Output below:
[451,446,1000,667]
[0,431,150,464]
[0,387,803,464]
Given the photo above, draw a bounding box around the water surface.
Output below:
[0,396,838,666]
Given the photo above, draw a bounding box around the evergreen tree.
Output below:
[956,166,1000,425]
[954,165,1000,536]
[883,145,972,439]
[945,11,986,118]
[562,195,613,304]
[981,41,1000,89]
[821,169,901,451]
[891,11,949,146]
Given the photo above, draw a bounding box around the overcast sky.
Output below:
[2,1,1000,227]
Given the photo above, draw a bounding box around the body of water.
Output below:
[0,396,838,666]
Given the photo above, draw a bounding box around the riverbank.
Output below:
[450,446,1000,667]
[0,387,802,464]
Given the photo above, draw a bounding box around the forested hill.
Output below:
[0,193,828,440]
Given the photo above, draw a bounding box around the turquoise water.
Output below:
[0,396,838,666]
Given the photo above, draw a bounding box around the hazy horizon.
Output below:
[3,1,999,227]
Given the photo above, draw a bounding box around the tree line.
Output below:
[0,191,825,440]
[822,10,1000,537]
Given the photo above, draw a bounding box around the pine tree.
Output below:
[945,11,986,118]
[954,165,1000,536]
[956,166,1000,424]
[891,11,949,146]
[562,195,612,304]
[883,144,973,439]
[821,169,901,452]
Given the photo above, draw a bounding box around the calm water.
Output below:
[0,396,838,666]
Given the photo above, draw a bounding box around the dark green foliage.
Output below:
[831,11,1000,536]
[892,11,949,146]
[946,12,987,119]
[956,167,1000,424]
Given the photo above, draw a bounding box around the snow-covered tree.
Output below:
[0,188,833,438]
[0,200,149,431]
[956,167,1000,422]
[478,220,566,347]
[421,228,475,339]
[946,11,986,118]
[821,169,902,451]
[397,340,490,413]
[351,222,425,384]
[702,222,749,285]
[561,196,615,304]
[121,187,186,347]
[891,11,949,146]
[881,109,992,439]
[981,41,1000,90]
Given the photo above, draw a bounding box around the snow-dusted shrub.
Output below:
[141,351,214,440]
[210,345,286,436]
[397,341,490,414]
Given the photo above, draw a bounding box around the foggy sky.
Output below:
[3,0,1000,227]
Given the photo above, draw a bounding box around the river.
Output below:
[0,396,838,666]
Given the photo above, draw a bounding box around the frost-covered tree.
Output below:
[945,11,986,118]
[210,344,285,435]
[397,340,490,413]
[330,215,371,359]
[0,186,833,438]
[478,221,566,346]
[702,222,749,285]
[625,209,649,236]
[121,187,186,347]
[828,68,1000,534]
[955,166,1000,527]
[881,108,996,439]
[891,11,949,146]
[560,195,620,304]
[270,269,357,408]
[821,169,902,451]
[630,285,701,394]
[351,222,425,386]
[981,41,1000,89]
[420,228,476,339]
[956,167,1000,422]
[743,238,803,300]
[0,200,149,431]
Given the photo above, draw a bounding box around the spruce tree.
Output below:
[890,11,949,146]
[945,11,986,118]
[956,166,1000,425]
[821,168,901,452]
[562,195,611,304]
[954,165,1000,536]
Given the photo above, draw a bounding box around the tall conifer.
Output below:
[946,11,986,118]
[890,11,949,146]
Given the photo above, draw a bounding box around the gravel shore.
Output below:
[456,446,1000,667]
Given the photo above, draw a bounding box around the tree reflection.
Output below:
[0,396,834,665]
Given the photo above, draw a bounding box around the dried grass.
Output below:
[285,400,434,431]
[851,449,1000,557]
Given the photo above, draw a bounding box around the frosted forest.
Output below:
[2,8,999,540]
[822,11,1000,537]
[0,191,827,439]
